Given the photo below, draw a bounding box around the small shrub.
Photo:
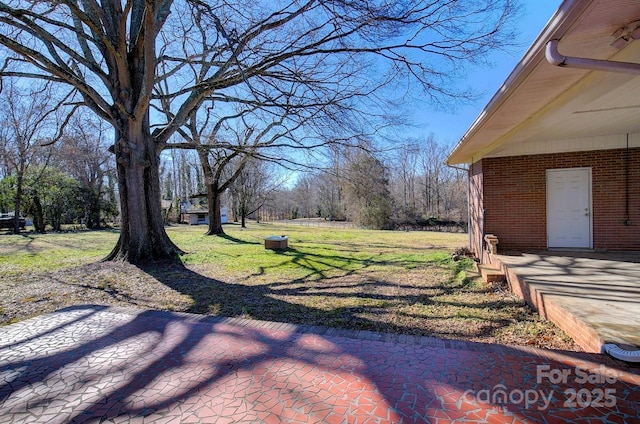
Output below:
[452,246,475,261]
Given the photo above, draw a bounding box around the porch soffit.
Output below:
[447,0,640,165]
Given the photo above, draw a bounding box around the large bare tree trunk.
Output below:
[31,193,45,233]
[105,123,182,262]
[240,206,247,228]
[206,190,224,235]
[196,149,225,236]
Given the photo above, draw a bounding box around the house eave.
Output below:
[446,0,640,166]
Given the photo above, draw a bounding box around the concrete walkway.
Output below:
[1,305,638,423]
[494,252,640,352]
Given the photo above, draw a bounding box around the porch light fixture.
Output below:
[610,20,640,49]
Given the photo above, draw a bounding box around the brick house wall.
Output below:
[472,147,640,253]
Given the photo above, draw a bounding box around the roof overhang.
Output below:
[447,0,640,165]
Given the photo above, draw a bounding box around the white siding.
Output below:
[486,132,640,158]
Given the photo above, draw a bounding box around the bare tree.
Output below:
[0,81,65,233]
[344,151,392,229]
[0,1,182,260]
[54,112,116,228]
[394,141,420,211]
[230,158,280,228]
[291,174,316,219]
[0,0,517,262]
[418,135,449,216]
[165,105,302,235]
[439,166,468,223]
[314,145,349,221]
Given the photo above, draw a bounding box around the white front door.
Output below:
[547,168,592,249]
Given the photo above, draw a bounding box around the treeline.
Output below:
[263,137,467,231]
[2,108,464,234]
[1,82,465,234]
[160,136,467,231]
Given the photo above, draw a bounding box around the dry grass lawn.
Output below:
[0,222,579,351]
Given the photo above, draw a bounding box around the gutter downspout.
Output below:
[625,134,631,226]
[546,39,640,74]
[602,344,640,363]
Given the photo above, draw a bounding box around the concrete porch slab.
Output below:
[493,252,640,353]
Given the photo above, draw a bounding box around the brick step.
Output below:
[478,264,506,284]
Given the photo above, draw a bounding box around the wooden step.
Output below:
[478,264,506,284]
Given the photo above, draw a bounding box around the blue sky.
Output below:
[411,0,563,147]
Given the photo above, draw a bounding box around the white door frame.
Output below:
[546,167,593,249]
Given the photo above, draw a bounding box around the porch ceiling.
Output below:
[447,0,640,165]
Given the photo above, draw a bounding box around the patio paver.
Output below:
[1,305,639,423]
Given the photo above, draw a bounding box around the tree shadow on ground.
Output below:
[138,251,519,341]
[0,304,637,423]
[216,233,262,245]
[248,246,438,280]
[4,235,639,421]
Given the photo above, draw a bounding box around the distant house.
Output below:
[447,0,640,261]
[183,210,209,225]
[181,207,228,225]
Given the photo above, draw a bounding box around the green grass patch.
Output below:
[168,223,461,281]
[0,223,579,351]
[0,230,119,276]
[0,223,464,279]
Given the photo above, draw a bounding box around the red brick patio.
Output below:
[0,305,638,423]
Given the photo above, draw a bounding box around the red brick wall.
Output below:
[478,148,640,252]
